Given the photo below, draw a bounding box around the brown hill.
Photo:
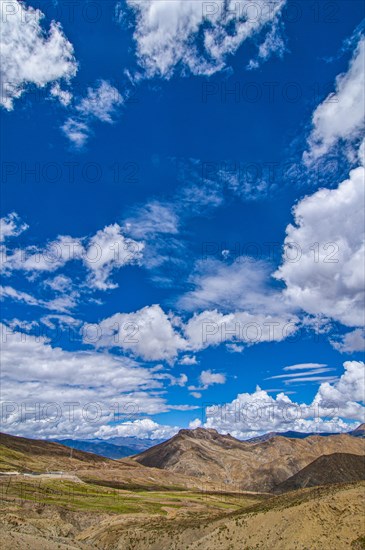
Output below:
[133,427,365,491]
[0,431,220,492]
[274,452,365,493]
[4,482,362,550]
[0,432,105,468]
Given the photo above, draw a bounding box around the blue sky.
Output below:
[0,0,364,441]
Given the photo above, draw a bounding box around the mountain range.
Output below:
[49,423,365,460]
[133,426,365,491]
[1,428,364,548]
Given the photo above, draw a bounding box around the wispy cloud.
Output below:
[265,363,337,385]
[62,81,124,148]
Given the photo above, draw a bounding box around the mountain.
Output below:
[246,424,365,443]
[103,436,166,452]
[52,437,166,459]
[54,439,137,459]
[274,453,365,493]
[33,424,365,461]
[0,431,217,491]
[0,431,106,471]
[1,431,365,549]
[133,427,365,492]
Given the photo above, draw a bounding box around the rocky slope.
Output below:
[2,482,363,549]
[133,427,365,491]
[274,452,365,493]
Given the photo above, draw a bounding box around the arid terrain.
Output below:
[134,426,365,491]
[0,429,364,549]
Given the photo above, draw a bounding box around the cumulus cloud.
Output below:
[1,217,144,293]
[0,0,77,110]
[95,418,179,440]
[179,355,198,365]
[0,322,173,439]
[313,360,365,419]
[275,164,365,328]
[93,304,187,362]
[199,369,226,388]
[184,309,298,353]
[93,302,299,363]
[304,36,365,163]
[193,361,365,438]
[125,0,285,78]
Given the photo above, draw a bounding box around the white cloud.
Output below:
[0,0,77,110]
[313,360,365,417]
[247,19,287,70]
[304,36,365,163]
[179,355,198,365]
[61,118,89,148]
[178,257,291,315]
[0,284,78,313]
[173,373,188,387]
[0,285,41,307]
[126,0,285,78]
[95,418,179,440]
[282,362,327,371]
[275,164,365,328]
[44,274,74,293]
[184,309,298,352]
[331,328,365,354]
[93,304,187,363]
[1,218,144,293]
[189,418,202,428]
[62,81,123,147]
[154,371,188,387]
[2,235,83,274]
[266,364,337,385]
[0,323,171,439]
[123,200,186,276]
[50,82,72,106]
[195,361,364,438]
[124,201,179,239]
[76,80,123,122]
[0,212,28,241]
[83,223,144,290]
[93,303,298,363]
[190,392,202,399]
[40,314,82,330]
[199,369,226,388]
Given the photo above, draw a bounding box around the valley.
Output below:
[0,428,364,549]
